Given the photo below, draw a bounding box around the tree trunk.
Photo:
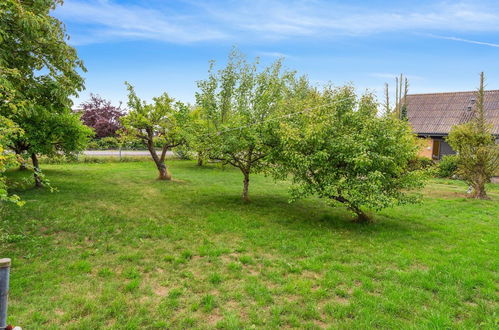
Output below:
[157,162,172,180]
[351,207,371,223]
[146,137,172,181]
[472,182,488,199]
[242,172,250,202]
[31,153,43,188]
[197,153,204,166]
[15,150,27,170]
[332,196,371,223]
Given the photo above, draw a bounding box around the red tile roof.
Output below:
[406,90,499,135]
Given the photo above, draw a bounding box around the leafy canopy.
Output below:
[270,85,424,222]
[121,83,189,180]
[0,0,85,107]
[1,0,91,186]
[80,94,123,138]
[121,83,189,149]
[0,115,23,205]
[195,49,298,200]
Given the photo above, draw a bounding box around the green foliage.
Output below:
[184,106,210,165]
[13,105,92,157]
[86,140,100,150]
[120,83,189,179]
[0,115,23,205]
[436,155,459,178]
[173,145,192,160]
[0,0,85,107]
[447,73,499,198]
[87,137,146,151]
[91,137,121,150]
[408,156,435,172]
[270,85,425,221]
[0,0,90,186]
[195,49,298,200]
[99,137,120,150]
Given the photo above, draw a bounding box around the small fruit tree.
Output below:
[121,83,189,180]
[270,85,425,222]
[195,50,297,201]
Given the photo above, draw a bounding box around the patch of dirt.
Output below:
[191,255,204,261]
[206,309,224,325]
[301,270,323,280]
[247,268,259,276]
[220,252,240,263]
[313,319,329,329]
[333,295,350,305]
[368,290,382,297]
[154,286,169,297]
[464,300,478,308]
[282,294,302,303]
[410,263,429,272]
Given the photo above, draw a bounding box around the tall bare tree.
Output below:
[384,74,409,119]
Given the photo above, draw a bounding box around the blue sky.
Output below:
[54,0,499,107]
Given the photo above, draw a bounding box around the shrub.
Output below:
[437,155,459,178]
[87,140,100,150]
[408,156,435,171]
[98,137,120,150]
[174,145,192,160]
[87,137,145,150]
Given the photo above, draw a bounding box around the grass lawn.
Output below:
[1,160,498,329]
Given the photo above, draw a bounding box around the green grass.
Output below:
[1,161,498,329]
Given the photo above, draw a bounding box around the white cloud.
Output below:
[56,0,499,45]
[203,0,499,38]
[56,0,227,45]
[257,51,292,59]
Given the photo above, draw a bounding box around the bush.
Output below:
[87,140,100,150]
[437,155,459,178]
[408,156,435,171]
[122,139,144,150]
[98,137,120,150]
[174,145,192,160]
[87,137,145,150]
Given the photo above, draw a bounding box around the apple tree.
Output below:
[121,83,189,180]
[270,85,425,222]
[195,50,297,201]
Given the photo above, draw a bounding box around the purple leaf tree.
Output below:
[80,94,123,138]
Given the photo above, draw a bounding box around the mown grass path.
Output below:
[1,161,498,328]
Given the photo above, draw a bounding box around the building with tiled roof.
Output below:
[406,90,499,160]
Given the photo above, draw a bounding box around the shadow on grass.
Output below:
[190,192,429,237]
[5,162,431,241]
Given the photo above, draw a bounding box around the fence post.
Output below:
[0,258,11,330]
